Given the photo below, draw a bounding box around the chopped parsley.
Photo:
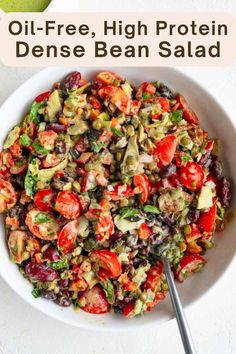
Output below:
[170,109,184,123]
[111,128,124,137]
[48,260,68,270]
[143,205,160,214]
[32,140,49,156]
[19,133,31,146]
[32,287,40,298]
[35,212,51,224]
[120,207,139,219]
[30,101,45,123]
[90,141,105,153]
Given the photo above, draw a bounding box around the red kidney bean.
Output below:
[41,290,57,301]
[44,247,61,262]
[26,262,58,282]
[46,123,67,133]
[210,155,222,179]
[62,71,81,91]
[219,177,231,208]
[55,296,71,307]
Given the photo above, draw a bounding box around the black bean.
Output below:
[188,209,200,223]
[159,164,176,178]
[162,225,171,237]
[218,177,231,208]
[210,155,222,179]
[85,129,100,142]
[59,279,69,289]
[125,234,138,247]
[12,175,24,190]
[158,84,174,99]
[70,148,80,161]
[132,257,142,268]
[51,179,67,191]
[110,230,123,243]
[62,71,81,91]
[122,263,130,273]
[47,123,67,133]
[62,172,74,183]
[139,247,149,257]
[62,290,71,298]
[55,296,72,307]
[9,205,21,218]
[113,306,123,314]
[55,140,66,154]
[129,216,141,222]
[41,290,57,301]
[85,81,103,95]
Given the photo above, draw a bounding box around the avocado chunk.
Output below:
[197,186,213,210]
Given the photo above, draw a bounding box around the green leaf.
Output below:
[32,140,49,156]
[111,128,124,137]
[35,212,51,224]
[100,279,115,304]
[24,169,38,196]
[48,260,68,270]
[120,207,139,219]
[19,133,31,146]
[142,92,151,100]
[170,109,184,123]
[179,155,192,163]
[143,205,160,214]
[90,141,105,153]
[30,101,45,123]
[32,287,40,298]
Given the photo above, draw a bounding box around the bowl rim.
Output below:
[0,66,235,331]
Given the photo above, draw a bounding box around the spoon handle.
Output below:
[161,256,196,354]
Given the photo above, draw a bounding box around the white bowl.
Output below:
[0,67,235,330]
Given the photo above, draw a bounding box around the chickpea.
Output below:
[92,119,102,130]
[80,260,91,273]
[119,198,129,207]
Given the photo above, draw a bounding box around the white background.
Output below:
[0,1,236,353]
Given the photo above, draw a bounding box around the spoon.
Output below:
[161,256,196,354]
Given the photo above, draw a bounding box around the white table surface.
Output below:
[0,1,236,353]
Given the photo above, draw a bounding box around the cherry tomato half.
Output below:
[55,191,81,219]
[25,208,59,240]
[34,91,51,103]
[153,135,177,169]
[175,254,206,282]
[197,202,217,234]
[34,189,56,212]
[57,220,78,254]
[96,71,121,86]
[104,183,133,201]
[98,86,130,114]
[8,230,28,264]
[133,173,151,204]
[137,223,152,240]
[96,214,114,240]
[0,178,17,213]
[123,302,135,318]
[184,224,202,243]
[79,284,110,314]
[136,82,156,100]
[90,249,122,278]
[144,263,163,292]
[179,161,204,191]
[146,292,166,312]
[176,94,199,125]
